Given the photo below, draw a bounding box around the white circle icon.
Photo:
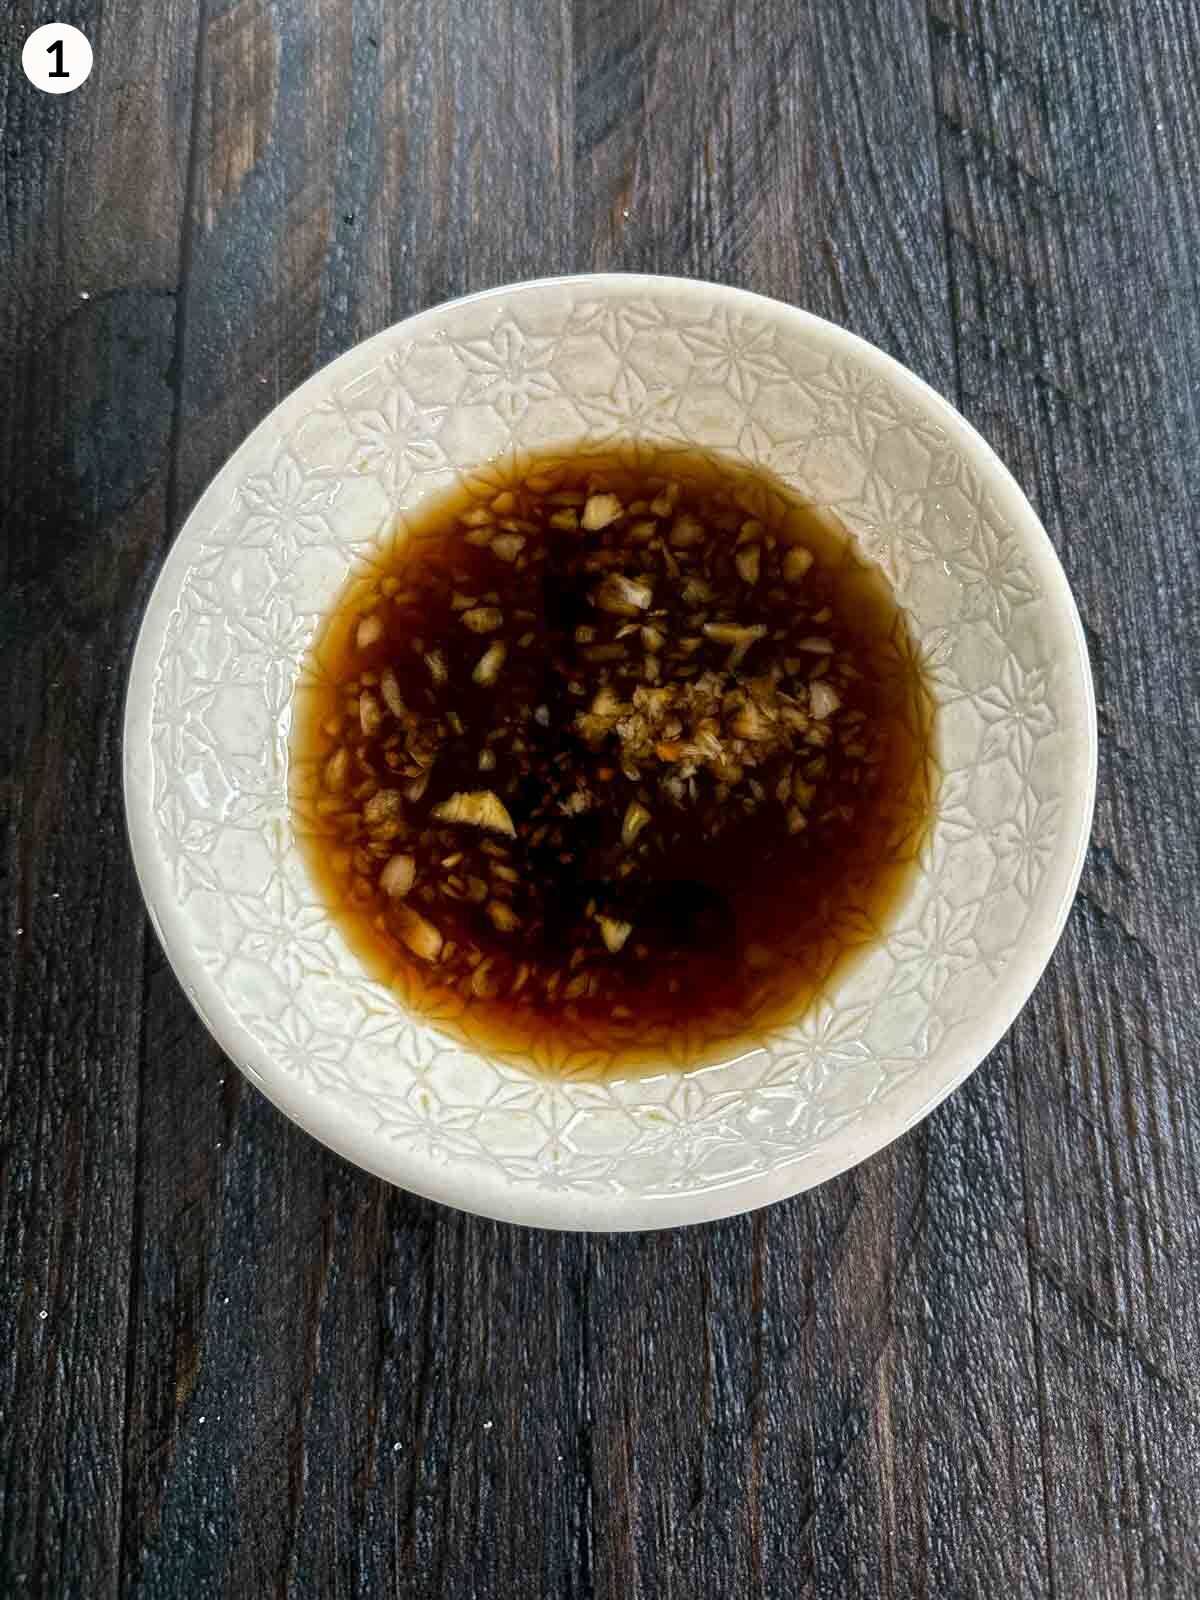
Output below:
[23,24,93,94]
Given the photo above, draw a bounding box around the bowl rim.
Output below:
[124,272,1097,1230]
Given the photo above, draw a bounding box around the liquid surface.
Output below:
[291,447,934,1076]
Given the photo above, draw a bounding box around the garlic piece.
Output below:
[809,680,841,719]
[490,533,525,562]
[380,854,416,898]
[735,545,761,584]
[356,614,384,650]
[380,667,405,717]
[486,900,522,932]
[597,914,633,953]
[783,546,814,583]
[581,492,623,531]
[621,800,652,847]
[364,789,404,826]
[594,573,653,616]
[472,641,507,686]
[703,621,767,667]
[460,606,503,634]
[393,905,444,962]
[431,790,517,836]
[324,748,350,793]
[359,692,383,737]
[425,649,448,685]
[669,514,705,548]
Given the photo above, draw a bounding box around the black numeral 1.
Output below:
[47,39,69,78]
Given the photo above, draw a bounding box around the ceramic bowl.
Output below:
[124,275,1096,1229]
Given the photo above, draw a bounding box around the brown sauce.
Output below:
[291,447,935,1076]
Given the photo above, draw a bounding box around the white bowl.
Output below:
[124,275,1096,1230]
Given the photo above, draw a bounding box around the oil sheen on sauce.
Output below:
[291,447,935,1077]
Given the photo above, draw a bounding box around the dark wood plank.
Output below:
[0,1,202,1594]
[930,0,1200,1593]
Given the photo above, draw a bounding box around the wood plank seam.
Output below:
[163,0,211,541]
[924,7,1060,1596]
[116,1,208,1592]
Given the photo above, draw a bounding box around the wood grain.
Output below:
[929,2,1200,1595]
[2,0,1200,1594]
[0,1,202,1594]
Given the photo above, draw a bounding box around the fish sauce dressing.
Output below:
[291,448,935,1077]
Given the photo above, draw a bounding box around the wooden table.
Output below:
[4,1,1199,1593]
